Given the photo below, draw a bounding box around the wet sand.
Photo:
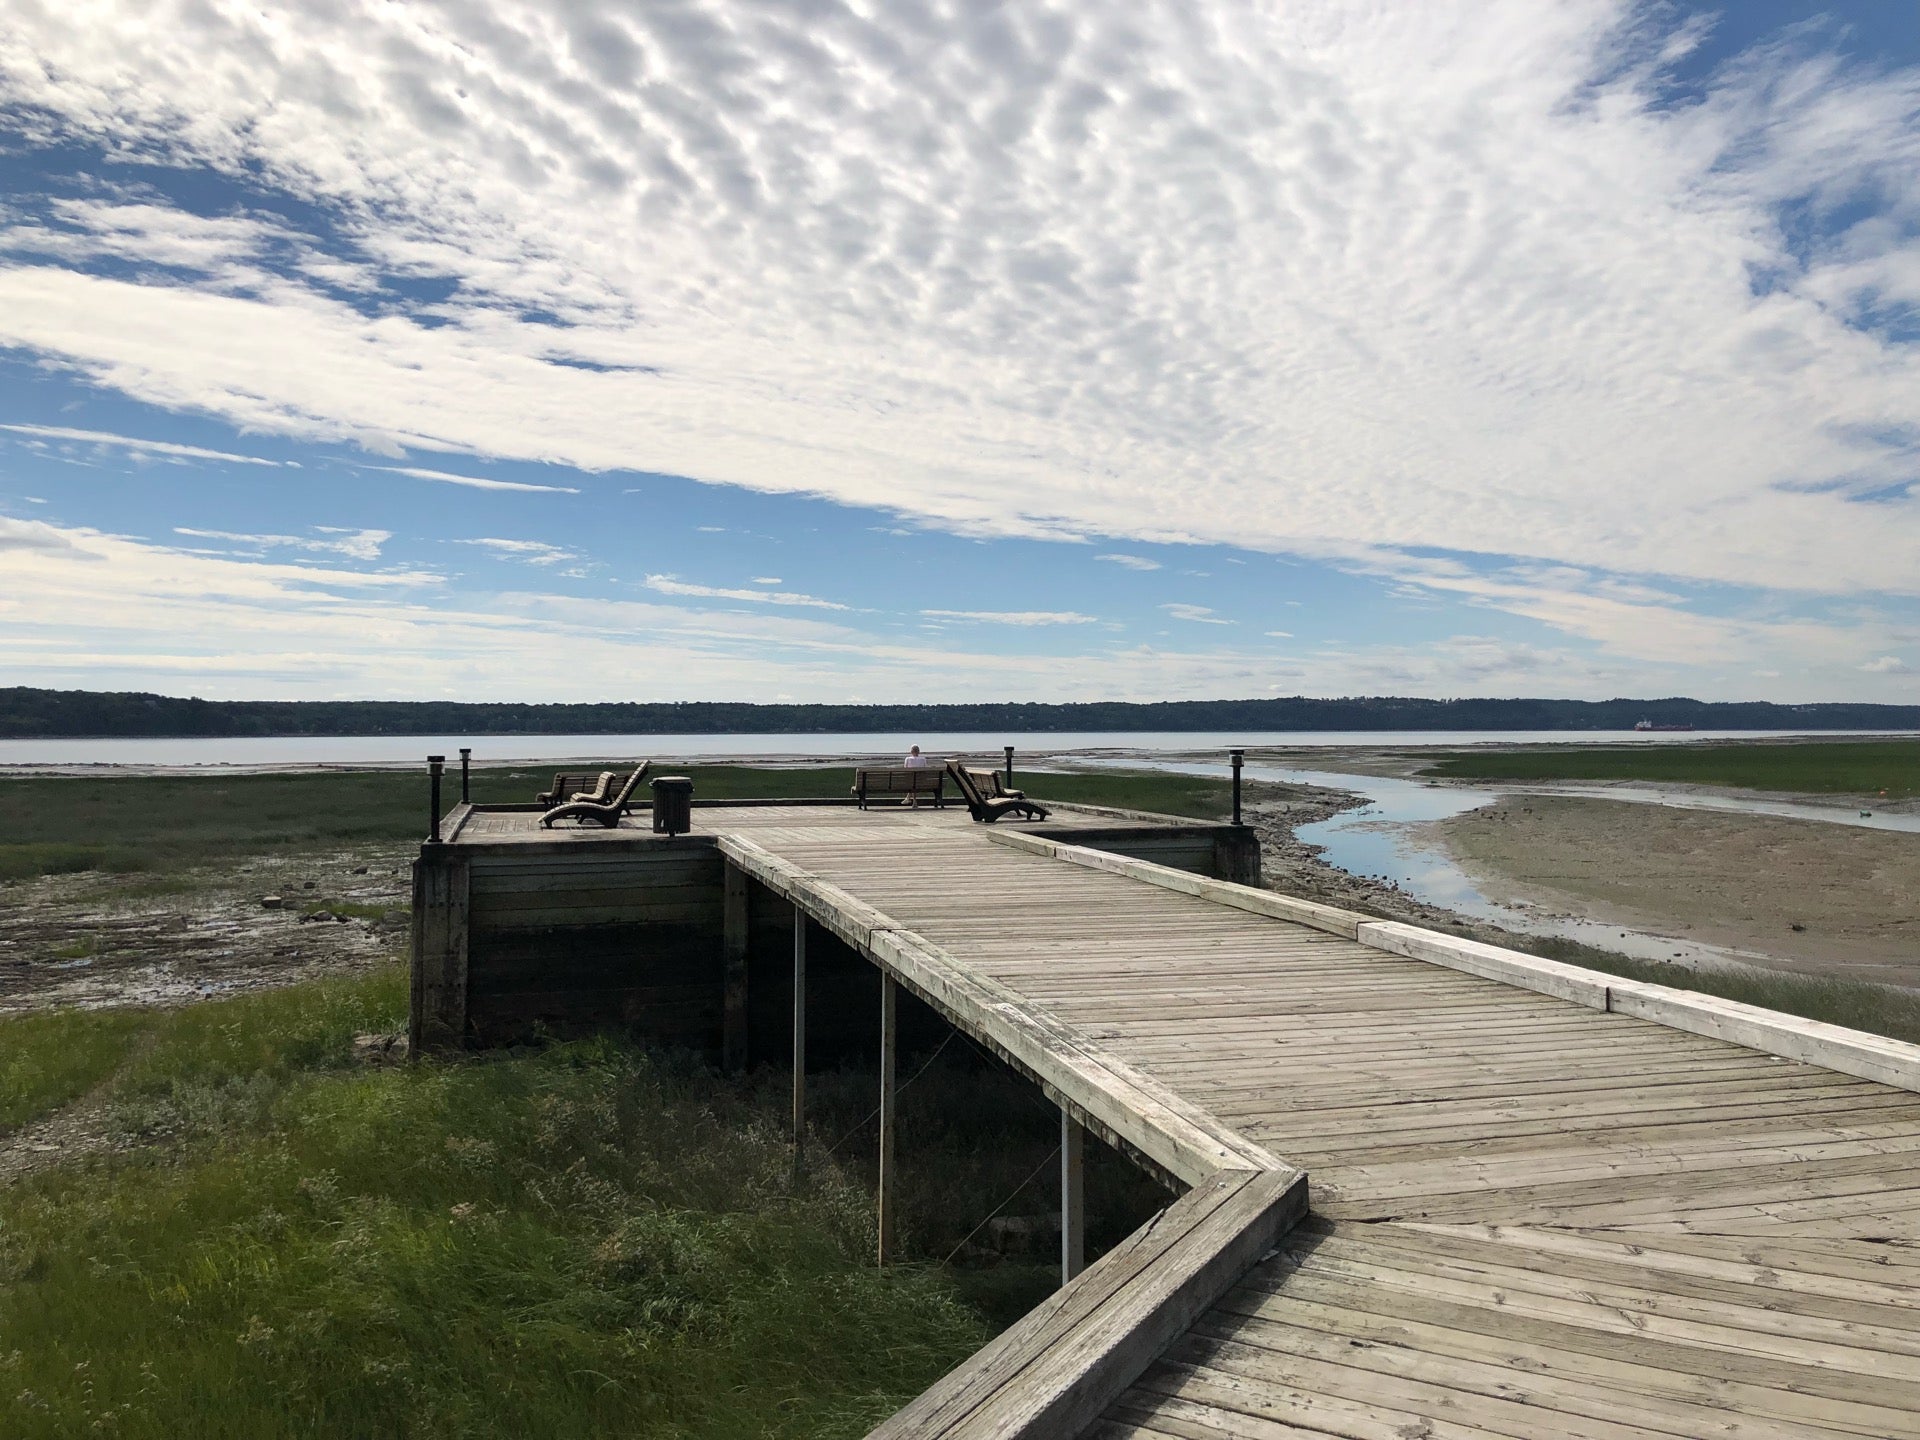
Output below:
[1433,795,1920,987]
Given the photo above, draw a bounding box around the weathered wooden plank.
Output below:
[869,1168,1304,1440]
[408,849,469,1051]
[986,828,1362,937]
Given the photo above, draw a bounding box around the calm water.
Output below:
[0,727,1904,768]
[1103,756,1917,976]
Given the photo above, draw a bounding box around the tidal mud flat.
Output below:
[0,847,407,1015]
[1431,794,1920,988]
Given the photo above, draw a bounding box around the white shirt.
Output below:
[903,751,928,768]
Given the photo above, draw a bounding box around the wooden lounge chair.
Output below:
[946,761,1048,823]
[535,771,612,806]
[540,763,651,828]
[966,767,1026,802]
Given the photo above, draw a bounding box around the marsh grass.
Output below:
[0,969,1143,1437]
[0,764,1234,881]
[1423,739,1920,797]
[0,1009,151,1133]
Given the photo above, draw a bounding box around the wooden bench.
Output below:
[852,766,946,809]
[535,771,610,806]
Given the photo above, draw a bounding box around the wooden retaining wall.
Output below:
[414,834,979,1057]
[414,805,1252,1056]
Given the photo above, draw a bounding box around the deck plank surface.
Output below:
[471,804,1920,1432]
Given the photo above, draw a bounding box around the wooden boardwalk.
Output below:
[444,803,1920,1435]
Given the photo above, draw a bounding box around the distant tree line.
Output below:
[3,686,1917,738]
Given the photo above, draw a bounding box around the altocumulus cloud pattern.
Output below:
[0,1,1917,700]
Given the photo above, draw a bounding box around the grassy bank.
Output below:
[1422,739,1920,798]
[0,764,1234,880]
[1,965,1153,1437]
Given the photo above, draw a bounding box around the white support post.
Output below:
[1061,1109,1085,1284]
[878,973,898,1266]
[792,903,807,1176]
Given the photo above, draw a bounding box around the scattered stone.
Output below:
[302,911,335,924]
[352,1032,411,1064]
[302,881,317,891]
[260,895,283,910]
[352,866,369,875]
[379,909,410,930]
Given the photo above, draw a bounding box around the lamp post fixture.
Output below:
[1229,748,1245,826]
[426,755,446,843]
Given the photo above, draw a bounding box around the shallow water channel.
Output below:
[1100,757,1828,977]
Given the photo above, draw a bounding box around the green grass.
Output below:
[1422,739,1920,798]
[0,969,1087,1438]
[0,763,1236,881]
[0,1009,152,1133]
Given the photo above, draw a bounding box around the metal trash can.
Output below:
[651,775,694,835]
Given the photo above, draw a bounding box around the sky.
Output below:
[0,1,1917,705]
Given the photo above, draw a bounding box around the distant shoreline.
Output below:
[4,684,1918,740]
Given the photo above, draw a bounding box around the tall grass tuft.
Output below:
[0,971,1022,1438]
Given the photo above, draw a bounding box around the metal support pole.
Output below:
[1061,1110,1085,1284]
[426,755,445,843]
[878,974,898,1266]
[1229,748,1245,827]
[459,747,471,803]
[1004,745,1015,790]
[722,864,750,1073]
[791,903,807,1178]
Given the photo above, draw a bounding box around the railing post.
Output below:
[792,903,807,1179]
[878,974,898,1266]
[459,746,471,803]
[426,755,445,843]
[1004,745,1015,791]
[1229,748,1244,827]
[1061,1110,1085,1283]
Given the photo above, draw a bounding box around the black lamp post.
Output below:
[427,755,446,843]
[1229,748,1245,826]
[1003,745,1015,790]
[459,747,471,803]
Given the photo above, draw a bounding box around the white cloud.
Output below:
[1,514,1914,703]
[450,537,578,566]
[0,2,1918,684]
[1862,656,1910,674]
[1265,630,1294,639]
[750,576,781,585]
[374,466,579,495]
[643,574,849,610]
[1097,554,1163,571]
[0,423,280,467]
[1163,603,1231,625]
[176,526,390,560]
[921,609,1099,626]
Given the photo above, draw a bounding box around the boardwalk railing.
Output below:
[987,826,1920,1095]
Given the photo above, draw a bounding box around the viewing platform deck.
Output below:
[415,799,1920,1438]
